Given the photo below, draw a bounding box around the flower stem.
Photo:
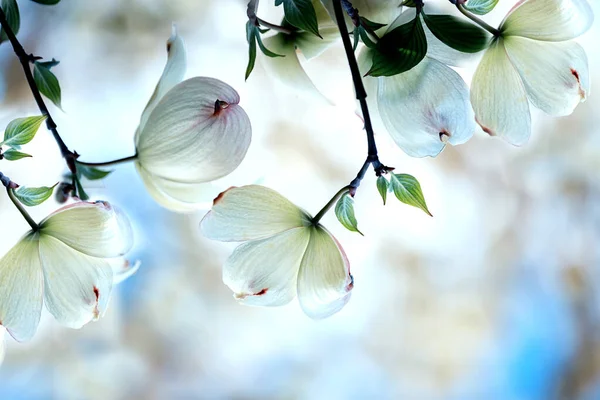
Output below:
[456,4,500,36]
[6,187,39,231]
[312,186,351,225]
[0,6,78,173]
[257,18,295,35]
[77,154,138,168]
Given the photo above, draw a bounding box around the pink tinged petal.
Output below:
[471,39,531,146]
[501,0,594,41]
[223,227,310,307]
[297,226,354,319]
[39,235,114,329]
[40,201,133,258]
[136,25,187,140]
[504,37,590,116]
[201,185,312,242]
[136,163,216,212]
[378,57,476,158]
[0,234,43,342]
[136,77,252,183]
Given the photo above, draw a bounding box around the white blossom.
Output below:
[201,185,354,319]
[0,201,134,342]
[134,27,252,212]
[471,0,593,145]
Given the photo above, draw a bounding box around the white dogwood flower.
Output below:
[134,27,252,212]
[0,201,134,342]
[361,8,479,157]
[471,0,593,145]
[201,185,354,319]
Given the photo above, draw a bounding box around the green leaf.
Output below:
[279,0,320,38]
[74,176,89,200]
[0,0,20,44]
[464,0,499,15]
[390,173,432,216]
[376,176,388,205]
[335,193,363,235]
[33,61,62,108]
[38,58,60,69]
[2,149,32,160]
[358,26,377,49]
[422,13,489,53]
[76,163,113,180]
[245,21,258,80]
[367,16,427,77]
[402,0,417,7]
[1,115,46,147]
[255,30,285,58]
[14,184,57,206]
[352,27,360,51]
[360,17,386,32]
[31,0,61,4]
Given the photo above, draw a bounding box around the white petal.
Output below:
[0,327,5,364]
[297,226,353,319]
[39,235,113,329]
[201,185,311,242]
[223,227,310,307]
[501,0,593,41]
[136,25,187,140]
[136,77,251,183]
[378,57,475,158]
[320,0,402,29]
[471,39,531,145]
[505,36,589,116]
[0,234,43,342]
[262,34,331,104]
[111,258,141,285]
[295,0,339,60]
[136,163,216,212]
[40,201,133,258]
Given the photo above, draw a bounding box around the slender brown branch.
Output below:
[0,6,77,173]
[77,154,138,168]
[0,172,38,231]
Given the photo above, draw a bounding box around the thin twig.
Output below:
[77,154,138,168]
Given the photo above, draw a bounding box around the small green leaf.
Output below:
[1,115,46,147]
[402,0,417,7]
[31,0,61,4]
[352,27,360,51]
[33,61,62,109]
[335,193,363,235]
[2,149,32,160]
[245,21,258,80]
[464,0,499,15]
[76,163,113,180]
[14,184,57,206]
[376,176,388,205]
[279,0,320,38]
[255,30,285,58]
[0,0,20,44]
[360,17,386,32]
[390,173,432,216]
[422,13,489,53]
[367,16,427,77]
[74,176,89,200]
[358,26,377,49]
[38,58,60,69]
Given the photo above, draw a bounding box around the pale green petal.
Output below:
[223,227,310,307]
[378,57,475,158]
[136,77,251,183]
[136,25,187,141]
[201,185,311,242]
[39,235,113,329]
[501,0,593,41]
[297,226,353,319]
[40,201,133,258]
[505,36,589,116]
[0,234,43,342]
[471,39,531,145]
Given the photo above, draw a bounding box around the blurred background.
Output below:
[0,0,599,399]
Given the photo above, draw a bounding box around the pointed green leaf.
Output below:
[2,149,32,160]
[38,58,60,69]
[376,176,389,205]
[255,30,285,58]
[464,0,499,15]
[402,0,417,7]
[74,176,89,200]
[352,27,360,52]
[335,193,363,235]
[76,163,113,180]
[280,0,320,38]
[368,16,427,77]
[14,184,57,206]
[422,13,490,53]
[245,21,258,80]
[31,0,61,4]
[1,115,46,147]
[360,17,386,32]
[0,0,20,44]
[390,173,432,216]
[33,61,62,109]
